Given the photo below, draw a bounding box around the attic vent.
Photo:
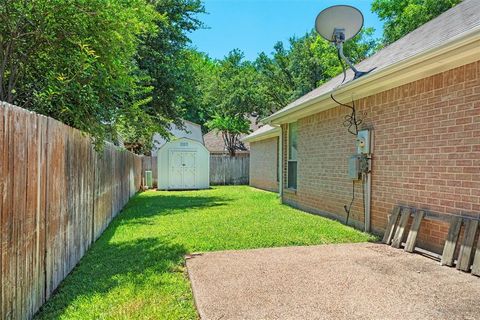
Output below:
[180,142,189,147]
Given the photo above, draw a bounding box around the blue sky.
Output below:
[189,0,384,61]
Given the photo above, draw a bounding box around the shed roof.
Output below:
[264,0,480,124]
[152,119,204,155]
[156,136,209,154]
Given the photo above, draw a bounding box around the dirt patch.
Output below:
[186,243,480,320]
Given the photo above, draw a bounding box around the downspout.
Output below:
[278,125,283,199]
[363,169,371,232]
[364,131,373,232]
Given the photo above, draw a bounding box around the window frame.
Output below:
[287,122,298,190]
[276,137,280,182]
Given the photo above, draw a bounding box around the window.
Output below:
[287,122,297,189]
[276,137,280,182]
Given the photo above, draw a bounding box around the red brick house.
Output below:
[250,0,480,254]
[243,125,280,192]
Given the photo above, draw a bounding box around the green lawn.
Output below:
[35,186,375,319]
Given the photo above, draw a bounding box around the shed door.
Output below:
[169,150,197,189]
[182,152,196,188]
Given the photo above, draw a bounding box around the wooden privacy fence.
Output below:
[210,154,249,185]
[0,102,143,320]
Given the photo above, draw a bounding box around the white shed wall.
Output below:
[157,138,210,190]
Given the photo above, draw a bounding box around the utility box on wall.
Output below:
[348,129,372,180]
[356,129,371,154]
[348,155,361,180]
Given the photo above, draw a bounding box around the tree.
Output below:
[200,50,262,155]
[372,0,462,45]
[132,0,205,151]
[255,29,377,114]
[0,0,159,148]
[191,30,377,154]
[205,114,250,156]
[0,0,205,153]
[177,49,218,128]
[206,49,262,117]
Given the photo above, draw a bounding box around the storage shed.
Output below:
[157,137,210,190]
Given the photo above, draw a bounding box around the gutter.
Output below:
[263,25,480,125]
[242,126,281,143]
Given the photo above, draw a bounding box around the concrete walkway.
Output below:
[186,243,480,320]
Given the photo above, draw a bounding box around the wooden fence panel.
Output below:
[134,156,142,193]
[117,152,122,210]
[93,150,104,240]
[45,117,67,298]
[0,103,143,319]
[0,103,5,318]
[210,154,249,185]
[93,145,114,240]
[1,105,14,319]
[24,111,46,319]
[0,106,47,320]
[111,150,117,219]
[0,104,3,319]
[14,107,28,320]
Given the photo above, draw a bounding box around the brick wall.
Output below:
[281,110,366,230]
[281,61,480,253]
[250,137,279,192]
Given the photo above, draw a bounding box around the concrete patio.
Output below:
[186,243,480,320]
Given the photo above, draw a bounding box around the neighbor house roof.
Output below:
[203,130,228,153]
[203,116,262,153]
[264,0,480,125]
[242,125,280,143]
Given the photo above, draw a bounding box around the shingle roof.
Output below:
[265,0,480,121]
[203,130,227,153]
[242,125,280,143]
[203,116,262,153]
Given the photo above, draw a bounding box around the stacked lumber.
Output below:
[383,205,480,276]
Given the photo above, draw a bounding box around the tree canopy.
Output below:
[186,29,377,154]
[372,0,462,45]
[1,0,156,146]
[255,29,377,116]
[133,0,205,143]
[0,0,204,152]
[205,114,250,156]
[1,0,460,154]
[189,49,261,155]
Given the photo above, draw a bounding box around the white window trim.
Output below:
[287,122,298,190]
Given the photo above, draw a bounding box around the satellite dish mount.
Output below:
[315,5,375,80]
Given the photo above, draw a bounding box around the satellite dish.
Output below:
[315,5,364,42]
[315,5,374,80]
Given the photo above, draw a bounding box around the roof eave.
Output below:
[242,127,281,143]
[263,26,480,125]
